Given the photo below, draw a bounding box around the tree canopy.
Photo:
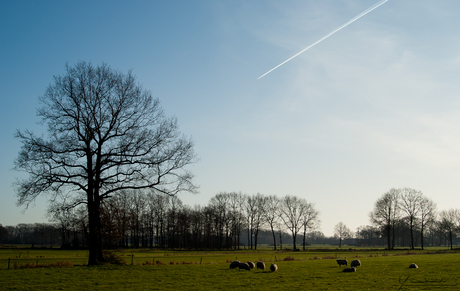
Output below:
[14,62,197,264]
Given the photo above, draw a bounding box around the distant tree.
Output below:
[399,188,423,249]
[279,195,314,250]
[418,197,436,249]
[370,189,400,249]
[300,202,320,250]
[0,224,7,244]
[333,222,352,247]
[438,209,459,250]
[263,195,280,250]
[14,62,197,265]
[228,192,245,249]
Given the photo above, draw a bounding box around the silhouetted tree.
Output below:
[14,62,197,265]
[399,188,423,249]
[370,189,400,249]
[438,209,459,250]
[333,222,352,247]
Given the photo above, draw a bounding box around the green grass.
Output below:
[1,248,460,290]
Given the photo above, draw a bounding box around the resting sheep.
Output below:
[247,261,255,269]
[336,259,348,267]
[409,263,418,269]
[238,262,251,271]
[343,267,356,272]
[256,261,265,270]
[350,259,361,268]
[229,260,240,269]
[270,263,278,272]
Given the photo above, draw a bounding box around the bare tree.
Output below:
[228,192,245,250]
[333,222,352,247]
[279,195,311,250]
[263,195,280,250]
[418,197,436,250]
[438,209,459,250]
[301,202,320,250]
[399,188,423,249]
[14,62,197,265]
[369,189,400,249]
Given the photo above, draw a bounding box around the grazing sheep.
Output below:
[256,261,265,270]
[409,263,418,269]
[230,260,240,269]
[350,259,361,268]
[336,259,348,267]
[343,267,356,272]
[270,263,278,272]
[238,262,251,271]
[247,261,255,269]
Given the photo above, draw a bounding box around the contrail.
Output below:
[257,0,388,80]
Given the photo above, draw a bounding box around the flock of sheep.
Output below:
[336,259,418,272]
[336,259,362,272]
[229,260,277,272]
[230,258,418,273]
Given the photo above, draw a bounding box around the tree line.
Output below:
[351,187,459,249]
[3,188,460,249]
[2,192,322,249]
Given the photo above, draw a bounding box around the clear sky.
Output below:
[1,0,460,237]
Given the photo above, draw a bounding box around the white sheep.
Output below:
[342,267,356,272]
[270,263,278,272]
[247,261,255,269]
[409,263,418,269]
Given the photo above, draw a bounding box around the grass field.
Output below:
[1,247,459,290]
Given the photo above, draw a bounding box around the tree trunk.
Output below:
[270,225,277,250]
[87,199,104,265]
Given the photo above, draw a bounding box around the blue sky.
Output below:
[2,0,460,236]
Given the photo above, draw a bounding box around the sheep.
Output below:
[270,263,278,272]
[247,261,255,269]
[336,259,348,267]
[256,261,265,270]
[238,262,251,271]
[409,263,418,269]
[350,259,361,268]
[229,260,240,269]
[343,267,356,272]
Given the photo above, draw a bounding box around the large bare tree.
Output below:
[14,62,197,265]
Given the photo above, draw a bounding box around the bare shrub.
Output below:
[102,251,126,265]
[322,255,335,259]
[283,256,295,261]
[309,256,321,260]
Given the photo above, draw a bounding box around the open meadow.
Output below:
[1,247,460,290]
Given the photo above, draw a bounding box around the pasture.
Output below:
[1,247,459,290]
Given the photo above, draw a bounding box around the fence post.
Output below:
[131,254,134,265]
[8,258,10,270]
